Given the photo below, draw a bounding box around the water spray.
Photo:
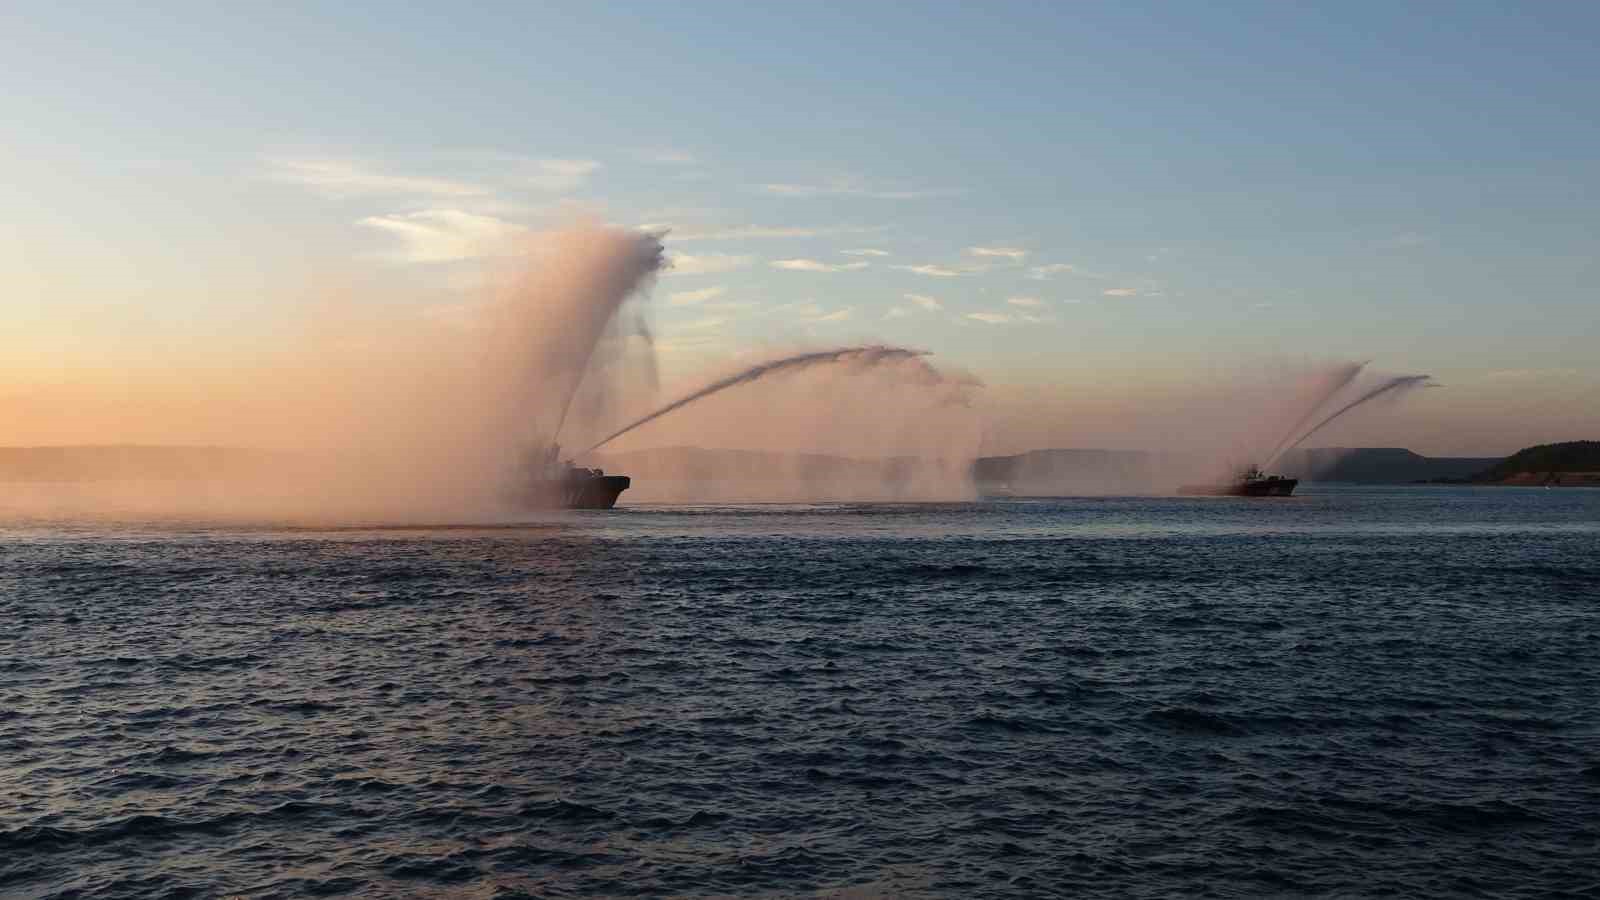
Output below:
[1264,374,1431,468]
[580,345,937,456]
[546,235,666,451]
[1260,361,1368,466]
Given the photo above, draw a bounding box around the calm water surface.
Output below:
[3,486,1598,898]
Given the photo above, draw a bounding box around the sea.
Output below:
[3,485,1597,898]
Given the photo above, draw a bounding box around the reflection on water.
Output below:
[3,486,1597,897]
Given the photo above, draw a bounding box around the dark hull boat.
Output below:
[1179,465,1298,497]
[513,447,631,510]
[516,472,630,509]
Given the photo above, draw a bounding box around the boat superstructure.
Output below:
[511,445,631,510]
[1178,464,1298,497]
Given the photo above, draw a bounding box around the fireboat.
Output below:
[1178,464,1298,497]
[511,445,631,510]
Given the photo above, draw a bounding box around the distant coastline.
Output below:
[1467,440,1600,487]
[3,441,1597,489]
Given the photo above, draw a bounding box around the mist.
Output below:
[590,347,984,502]
[0,222,996,518]
[974,360,1434,494]
[1,223,665,520]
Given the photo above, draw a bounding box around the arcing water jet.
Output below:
[579,345,943,456]
[1260,361,1368,466]
[1264,374,1432,468]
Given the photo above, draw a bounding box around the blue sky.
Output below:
[4,2,1597,452]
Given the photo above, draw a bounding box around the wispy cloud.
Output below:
[758,179,954,200]
[270,158,488,199]
[771,258,870,273]
[1028,263,1077,280]
[648,223,879,242]
[358,209,527,263]
[890,264,966,277]
[666,253,754,276]
[1103,288,1138,297]
[1006,296,1043,307]
[668,286,726,307]
[884,307,910,319]
[904,293,942,311]
[967,310,1046,324]
[842,248,890,257]
[704,299,762,312]
[812,308,855,322]
[769,301,825,316]
[520,158,601,191]
[967,246,1027,260]
[677,315,729,332]
[270,154,602,198]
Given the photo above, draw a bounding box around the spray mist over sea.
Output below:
[0,222,988,518]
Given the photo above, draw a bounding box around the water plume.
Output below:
[1265,374,1432,467]
[580,345,944,456]
[1260,361,1368,465]
[0,221,666,521]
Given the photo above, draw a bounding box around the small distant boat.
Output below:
[511,446,631,510]
[1179,464,1298,497]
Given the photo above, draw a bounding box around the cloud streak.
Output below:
[968,246,1027,260]
[758,180,954,200]
[648,224,880,242]
[666,253,754,275]
[357,209,528,263]
[668,286,726,307]
[771,259,870,273]
[677,315,729,332]
[520,158,601,191]
[270,158,488,199]
[890,264,966,277]
[1028,263,1077,280]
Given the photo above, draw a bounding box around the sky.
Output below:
[4,1,1597,456]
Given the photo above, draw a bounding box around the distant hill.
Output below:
[974,447,1509,489]
[1276,448,1502,484]
[11,442,1585,493]
[1475,441,1600,486]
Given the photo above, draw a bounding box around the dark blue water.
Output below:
[3,486,1598,898]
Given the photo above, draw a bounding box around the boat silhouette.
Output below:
[1179,464,1298,497]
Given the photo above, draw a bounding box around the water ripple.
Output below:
[3,487,1598,897]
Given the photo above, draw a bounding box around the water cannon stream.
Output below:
[579,345,937,457]
[1264,374,1432,468]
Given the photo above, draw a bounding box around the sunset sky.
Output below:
[5,2,1597,455]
